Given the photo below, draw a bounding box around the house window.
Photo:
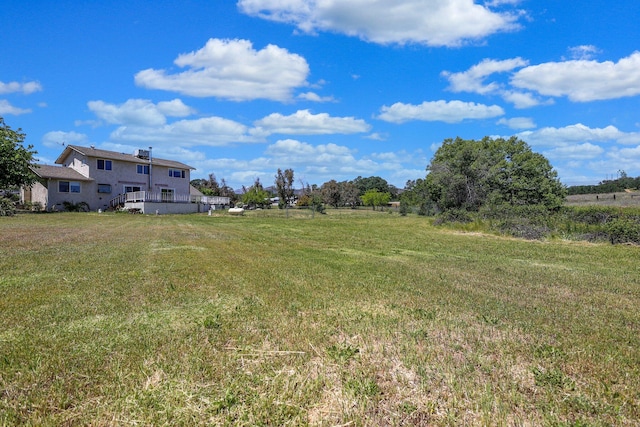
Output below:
[124,186,141,193]
[97,184,112,193]
[169,168,185,178]
[137,164,150,174]
[161,188,175,202]
[59,181,81,193]
[97,159,112,170]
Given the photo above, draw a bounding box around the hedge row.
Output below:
[434,204,640,245]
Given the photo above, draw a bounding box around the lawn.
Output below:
[1,210,639,426]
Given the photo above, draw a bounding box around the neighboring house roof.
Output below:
[31,164,94,181]
[190,185,204,196]
[55,145,196,170]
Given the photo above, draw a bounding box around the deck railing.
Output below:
[110,192,230,207]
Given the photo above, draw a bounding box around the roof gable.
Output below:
[31,165,94,181]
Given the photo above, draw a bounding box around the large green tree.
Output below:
[426,136,565,211]
[352,175,395,197]
[0,117,38,189]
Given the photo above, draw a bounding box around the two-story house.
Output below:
[22,145,204,213]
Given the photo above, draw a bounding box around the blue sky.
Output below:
[3,0,640,190]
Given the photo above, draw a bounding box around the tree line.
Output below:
[567,171,640,195]
[191,171,398,211]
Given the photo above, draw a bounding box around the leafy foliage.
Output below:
[240,178,271,209]
[62,201,90,212]
[425,136,566,212]
[0,117,39,190]
[604,218,640,244]
[191,173,236,202]
[319,180,360,208]
[0,196,16,216]
[360,189,391,211]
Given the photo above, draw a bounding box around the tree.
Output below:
[361,189,391,211]
[425,136,565,211]
[320,180,341,208]
[191,174,237,202]
[241,177,270,209]
[0,117,38,189]
[339,181,361,208]
[400,178,433,215]
[274,168,295,209]
[352,175,392,196]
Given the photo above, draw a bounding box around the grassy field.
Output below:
[1,210,639,426]
[566,191,640,207]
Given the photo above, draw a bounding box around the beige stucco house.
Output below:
[21,145,223,213]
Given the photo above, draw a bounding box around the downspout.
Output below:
[148,146,153,192]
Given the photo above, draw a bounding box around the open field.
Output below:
[566,191,640,207]
[1,210,639,425]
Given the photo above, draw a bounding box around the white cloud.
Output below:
[497,117,535,129]
[500,90,552,108]
[238,0,523,47]
[516,123,640,148]
[542,143,604,161]
[297,92,336,102]
[263,138,381,178]
[0,80,42,95]
[252,109,371,135]
[157,99,197,117]
[377,100,504,124]
[567,45,601,60]
[443,57,528,94]
[135,38,310,102]
[442,58,556,108]
[108,116,259,147]
[511,51,640,102]
[0,100,31,115]
[88,99,194,127]
[366,132,387,141]
[42,131,88,148]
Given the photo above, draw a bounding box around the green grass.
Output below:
[1,210,639,425]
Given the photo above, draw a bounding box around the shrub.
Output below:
[399,200,409,216]
[62,201,90,212]
[0,196,16,216]
[604,218,640,245]
[565,206,620,225]
[433,209,474,225]
[497,218,550,240]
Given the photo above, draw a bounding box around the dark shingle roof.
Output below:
[31,164,94,181]
[56,145,195,170]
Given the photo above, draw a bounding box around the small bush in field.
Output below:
[0,197,16,216]
[605,218,640,245]
[565,206,620,225]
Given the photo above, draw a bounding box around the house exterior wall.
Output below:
[45,179,91,210]
[58,152,192,211]
[21,182,48,208]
